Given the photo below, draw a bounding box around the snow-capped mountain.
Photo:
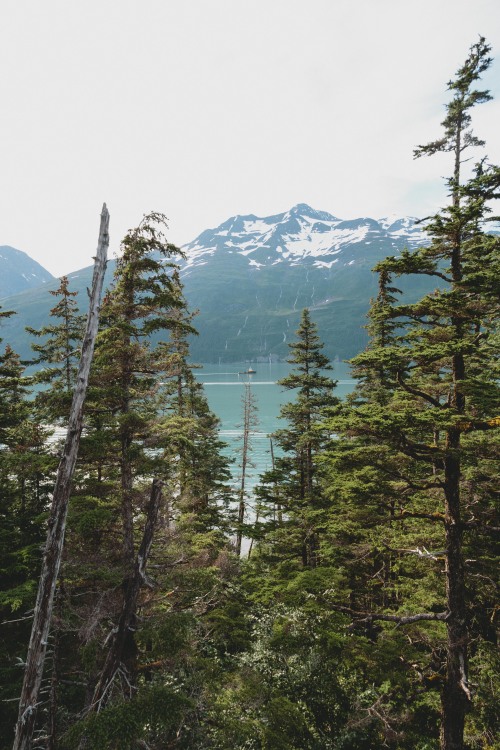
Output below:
[172,204,432,362]
[1,204,434,363]
[181,203,428,274]
[0,245,54,299]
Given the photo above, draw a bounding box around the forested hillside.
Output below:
[0,38,498,750]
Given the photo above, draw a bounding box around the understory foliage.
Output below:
[0,39,499,750]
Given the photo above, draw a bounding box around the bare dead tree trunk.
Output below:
[270,438,283,525]
[236,383,256,556]
[13,204,109,750]
[85,478,163,714]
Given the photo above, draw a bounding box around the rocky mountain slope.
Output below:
[0,204,434,362]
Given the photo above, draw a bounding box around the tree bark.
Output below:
[13,204,109,750]
[439,118,469,750]
[86,478,163,713]
[236,383,253,556]
[441,431,470,750]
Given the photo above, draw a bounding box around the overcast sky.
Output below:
[1,0,500,277]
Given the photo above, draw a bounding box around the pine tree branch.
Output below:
[390,510,447,524]
[405,268,452,283]
[398,435,444,465]
[382,542,446,560]
[331,605,450,626]
[375,464,444,492]
[462,521,500,533]
[1,614,34,625]
[396,370,444,408]
[457,416,500,432]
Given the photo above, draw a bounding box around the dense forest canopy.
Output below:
[0,38,499,750]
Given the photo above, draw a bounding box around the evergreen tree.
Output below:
[256,309,338,571]
[27,275,85,424]
[322,37,500,749]
[93,212,183,567]
[154,273,232,536]
[61,213,185,717]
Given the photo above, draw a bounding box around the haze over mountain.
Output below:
[0,204,433,362]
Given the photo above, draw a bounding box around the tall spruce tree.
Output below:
[322,37,500,749]
[27,275,85,424]
[255,309,338,572]
[66,213,184,713]
[101,213,183,566]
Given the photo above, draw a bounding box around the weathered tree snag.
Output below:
[86,478,163,714]
[236,383,258,556]
[13,204,109,750]
[236,384,251,556]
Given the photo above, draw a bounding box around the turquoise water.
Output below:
[196,361,355,482]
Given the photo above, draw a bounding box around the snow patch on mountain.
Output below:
[180,203,429,275]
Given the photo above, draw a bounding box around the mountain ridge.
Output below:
[181,203,427,272]
[0,204,433,362]
[0,245,55,299]
[172,204,431,361]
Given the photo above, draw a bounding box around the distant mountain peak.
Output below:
[289,202,313,213]
[284,203,339,222]
[0,245,54,299]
